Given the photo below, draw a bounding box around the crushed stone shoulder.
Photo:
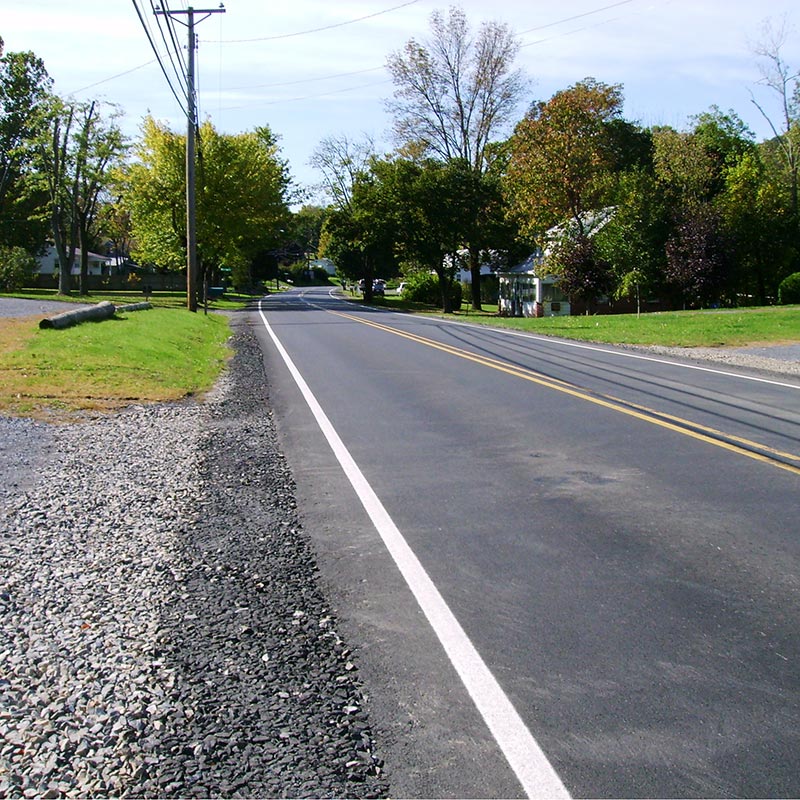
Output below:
[0,331,388,799]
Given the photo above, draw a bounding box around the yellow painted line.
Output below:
[330,309,800,477]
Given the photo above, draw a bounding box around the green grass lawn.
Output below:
[448,305,800,347]
[367,294,799,348]
[0,306,231,418]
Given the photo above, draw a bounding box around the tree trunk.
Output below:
[79,231,89,296]
[469,248,483,311]
[438,270,453,313]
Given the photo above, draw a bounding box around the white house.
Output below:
[309,257,336,276]
[497,208,616,317]
[35,245,108,276]
[445,249,506,283]
[497,252,570,317]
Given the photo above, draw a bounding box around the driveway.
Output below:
[0,297,93,318]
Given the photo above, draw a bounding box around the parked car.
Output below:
[358,278,385,296]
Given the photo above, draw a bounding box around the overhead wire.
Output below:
[207,0,421,44]
[130,0,189,116]
[148,0,190,105]
[122,0,647,116]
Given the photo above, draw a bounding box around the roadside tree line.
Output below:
[313,9,800,312]
[0,35,293,300]
[2,8,799,312]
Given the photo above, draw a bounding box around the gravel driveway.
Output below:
[0,297,93,319]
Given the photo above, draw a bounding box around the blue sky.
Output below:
[3,0,799,201]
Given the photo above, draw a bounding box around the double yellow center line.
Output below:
[331,309,800,476]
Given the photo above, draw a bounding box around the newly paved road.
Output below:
[249,288,800,799]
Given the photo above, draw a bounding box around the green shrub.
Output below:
[0,247,36,292]
[777,272,800,304]
[403,271,462,308]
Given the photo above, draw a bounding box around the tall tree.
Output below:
[506,78,624,241]
[72,101,126,294]
[36,96,78,294]
[310,134,374,210]
[386,6,525,308]
[665,204,734,307]
[123,117,291,292]
[386,6,524,172]
[0,40,53,250]
[750,17,799,234]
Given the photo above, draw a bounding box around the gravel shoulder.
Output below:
[0,331,387,798]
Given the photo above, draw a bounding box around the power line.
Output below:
[131,0,189,114]
[207,0,421,44]
[517,0,636,35]
[223,66,384,93]
[149,0,190,96]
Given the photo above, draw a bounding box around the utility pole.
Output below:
[154,4,225,312]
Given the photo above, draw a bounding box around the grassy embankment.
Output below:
[0,291,236,418]
[371,293,800,348]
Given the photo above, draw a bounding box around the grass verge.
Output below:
[369,295,799,348]
[0,307,231,419]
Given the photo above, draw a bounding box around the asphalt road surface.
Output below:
[247,287,799,799]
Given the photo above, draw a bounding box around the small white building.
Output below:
[309,257,337,276]
[498,208,615,317]
[445,249,506,283]
[35,245,108,276]
[497,251,571,317]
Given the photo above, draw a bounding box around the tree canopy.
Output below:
[122,117,291,287]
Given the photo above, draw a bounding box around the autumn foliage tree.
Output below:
[506,78,624,241]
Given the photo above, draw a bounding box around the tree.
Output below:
[506,78,624,241]
[549,233,614,313]
[310,134,374,210]
[597,169,669,314]
[370,157,474,312]
[36,96,79,294]
[750,17,799,233]
[0,245,35,291]
[665,204,734,307]
[386,6,524,172]
[289,205,327,258]
[123,117,291,293]
[0,41,53,251]
[319,168,397,302]
[717,149,794,303]
[72,101,126,294]
[31,98,126,295]
[386,6,525,308]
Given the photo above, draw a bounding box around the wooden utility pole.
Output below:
[154,5,225,311]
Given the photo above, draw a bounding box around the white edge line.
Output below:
[415,314,800,390]
[257,299,570,800]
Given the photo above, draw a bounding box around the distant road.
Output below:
[250,287,800,799]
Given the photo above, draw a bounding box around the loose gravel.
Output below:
[0,331,388,798]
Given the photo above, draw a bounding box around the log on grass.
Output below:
[115,302,153,313]
[39,301,116,330]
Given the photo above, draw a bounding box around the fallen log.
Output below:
[39,301,116,330]
[115,302,153,313]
